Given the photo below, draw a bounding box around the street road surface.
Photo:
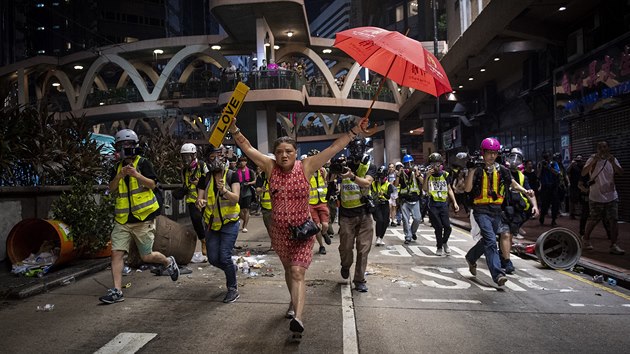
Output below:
[2,217,629,353]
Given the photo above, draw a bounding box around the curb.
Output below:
[6,259,110,299]
[449,218,630,287]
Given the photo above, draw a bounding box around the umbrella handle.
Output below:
[364,78,386,120]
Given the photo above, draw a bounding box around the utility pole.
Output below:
[433,0,442,152]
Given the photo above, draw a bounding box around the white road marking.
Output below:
[415,299,482,304]
[341,283,359,354]
[94,332,157,354]
[569,303,585,307]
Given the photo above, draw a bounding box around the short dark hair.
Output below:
[273,136,297,152]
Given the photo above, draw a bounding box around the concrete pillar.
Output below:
[256,18,270,67]
[256,109,269,155]
[423,113,437,161]
[384,120,401,163]
[372,138,384,167]
[17,68,29,107]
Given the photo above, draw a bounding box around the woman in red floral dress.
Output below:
[230,117,375,339]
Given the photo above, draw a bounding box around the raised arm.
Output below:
[229,120,275,176]
[303,117,376,177]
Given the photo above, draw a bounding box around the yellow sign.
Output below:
[209,82,250,147]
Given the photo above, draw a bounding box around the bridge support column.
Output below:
[256,106,277,154]
[373,138,384,167]
[423,111,437,161]
[384,120,401,164]
[17,68,29,108]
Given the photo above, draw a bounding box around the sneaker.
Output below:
[99,288,124,304]
[290,318,305,333]
[242,228,248,233]
[341,267,350,279]
[355,283,368,292]
[412,234,418,240]
[404,239,410,245]
[318,246,327,255]
[390,221,397,227]
[443,244,451,254]
[583,239,594,250]
[551,220,558,227]
[223,289,240,303]
[376,237,384,246]
[323,233,332,245]
[496,275,508,286]
[436,248,443,256]
[515,234,525,240]
[466,257,477,276]
[167,256,179,281]
[396,221,401,226]
[610,244,625,255]
[503,260,515,274]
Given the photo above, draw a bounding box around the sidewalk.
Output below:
[449,210,630,284]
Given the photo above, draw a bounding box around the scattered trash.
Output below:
[608,278,617,286]
[139,264,150,271]
[36,304,55,312]
[60,276,75,285]
[249,271,258,277]
[572,266,584,273]
[593,275,604,283]
[135,269,142,273]
[122,282,131,289]
[122,266,132,275]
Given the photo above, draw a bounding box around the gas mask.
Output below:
[116,142,141,160]
[208,155,227,173]
[430,162,442,175]
[181,154,197,169]
[506,153,523,171]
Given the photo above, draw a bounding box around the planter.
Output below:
[6,219,76,266]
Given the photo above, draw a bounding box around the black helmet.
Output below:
[377,165,386,175]
[428,152,443,163]
[348,138,366,157]
[553,152,562,160]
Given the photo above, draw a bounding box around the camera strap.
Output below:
[589,160,608,184]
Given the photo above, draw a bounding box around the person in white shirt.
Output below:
[581,141,624,255]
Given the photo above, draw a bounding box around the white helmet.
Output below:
[180,143,197,154]
[115,129,138,144]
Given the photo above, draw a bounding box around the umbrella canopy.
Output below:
[334,26,452,97]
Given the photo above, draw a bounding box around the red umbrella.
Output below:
[334,26,452,117]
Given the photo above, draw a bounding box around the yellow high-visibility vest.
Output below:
[202,170,240,231]
[473,169,504,205]
[114,156,160,224]
[309,169,327,204]
[261,178,271,210]
[183,161,206,204]
[428,172,449,202]
[340,161,370,209]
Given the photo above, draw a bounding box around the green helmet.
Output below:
[428,152,443,163]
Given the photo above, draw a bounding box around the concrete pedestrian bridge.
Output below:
[0,0,409,158]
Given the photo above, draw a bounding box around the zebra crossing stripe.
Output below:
[94,333,157,354]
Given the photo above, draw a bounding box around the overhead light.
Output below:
[493,57,500,61]
[409,130,414,134]
[458,85,463,89]
[99,102,105,106]
[52,82,60,87]
[468,77,474,81]
[480,68,486,72]
[287,31,294,38]
[253,57,257,61]
[211,45,221,50]
[153,49,163,54]
[264,43,270,47]
[452,90,456,94]
[73,65,83,70]
[322,49,332,54]
[558,6,567,11]
[273,45,280,50]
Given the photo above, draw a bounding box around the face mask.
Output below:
[507,154,523,170]
[208,155,226,173]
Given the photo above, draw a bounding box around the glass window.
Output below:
[395,5,404,22]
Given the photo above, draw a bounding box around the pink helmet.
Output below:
[480,137,501,151]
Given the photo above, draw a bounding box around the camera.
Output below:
[361,195,376,213]
[329,156,347,175]
[456,151,485,169]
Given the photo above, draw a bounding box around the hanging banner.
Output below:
[209,82,250,147]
